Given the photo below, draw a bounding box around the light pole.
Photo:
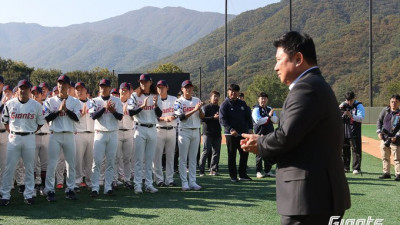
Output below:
[369,0,373,106]
[224,0,228,98]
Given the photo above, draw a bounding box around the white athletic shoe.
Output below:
[189,183,202,191]
[182,184,190,191]
[134,185,143,194]
[145,185,158,193]
[353,170,360,175]
[256,172,265,178]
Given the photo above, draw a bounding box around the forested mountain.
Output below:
[142,0,400,106]
[0,7,235,72]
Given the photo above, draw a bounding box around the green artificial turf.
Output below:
[0,145,398,224]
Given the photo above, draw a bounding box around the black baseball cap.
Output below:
[2,85,12,92]
[12,87,18,94]
[70,81,76,88]
[75,82,86,89]
[157,80,168,87]
[57,75,71,84]
[139,74,152,81]
[31,86,43,94]
[17,79,32,88]
[181,80,193,88]
[99,79,111,87]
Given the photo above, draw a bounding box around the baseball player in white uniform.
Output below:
[0,79,10,192]
[89,79,123,197]
[43,75,81,202]
[127,74,162,194]
[152,80,177,187]
[114,82,134,189]
[74,82,95,191]
[174,80,204,191]
[0,80,45,206]
[31,86,50,196]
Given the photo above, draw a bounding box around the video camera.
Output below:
[340,103,353,124]
[381,122,400,147]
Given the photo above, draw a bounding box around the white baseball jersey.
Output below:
[174,96,202,129]
[2,98,45,132]
[75,99,95,132]
[157,95,177,127]
[119,100,134,130]
[128,93,162,124]
[44,96,81,132]
[89,96,123,131]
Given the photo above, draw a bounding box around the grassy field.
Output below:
[362,124,378,140]
[1,125,398,225]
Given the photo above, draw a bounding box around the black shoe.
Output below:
[156,182,164,187]
[90,191,98,198]
[112,181,118,190]
[124,181,134,189]
[379,173,391,179]
[18,185,25,193]
[106,190,115,196]
[165,182,175,187]
[46,192,56,202]
[65,190,78,200]
[73,187,81,193]
[239,175,252,181]
[395,175,400,181]
[230,177,239,182]
[24,198,34,205]
[0,199,10,206]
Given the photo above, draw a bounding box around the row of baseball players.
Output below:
[0,73,204,206]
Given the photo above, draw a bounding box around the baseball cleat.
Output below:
[106,190,115,196]
[156,182,164,187]
[134,186,143,194]
[24,198,35,205]
[46,192,56,202]
[124,181,134,189]
[65,190,78,200]
[18,185,25,193]
[181,184,190,191]
[73,187,81,193]
[0,199,10,206]
[90,191,98,198]
[145,185,158,193]
[189,183,202,191]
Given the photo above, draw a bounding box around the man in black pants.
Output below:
[199,91,222,176]
[219,84,253,182]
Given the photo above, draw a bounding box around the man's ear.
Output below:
[294,52,304,67]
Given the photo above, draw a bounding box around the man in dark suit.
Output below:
[241,31,351,225]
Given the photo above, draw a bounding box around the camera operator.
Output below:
[339,91,365,175]
[376,94,400,181]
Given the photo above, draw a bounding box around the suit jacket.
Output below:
[257,68,351,216]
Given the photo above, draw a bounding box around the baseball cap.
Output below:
[157,80,168,87]
[57,75,71,84]
[39,82,49,89]
[2,85,12,92]
[70,81,76,88]
[139,74,152,81]
[75,82,86,89]
[17,79,32,88]
[111,88,119,94]
[52,86,59,92]
[99,79,111,87]
[31,86,43,94]
[0,75,4,84]
[119,82,130,90]
[181,80,193,88]
[12,87,18,94]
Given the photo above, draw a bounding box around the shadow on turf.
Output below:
[0,172,277,221]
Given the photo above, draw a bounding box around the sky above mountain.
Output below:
[0,0,279,27]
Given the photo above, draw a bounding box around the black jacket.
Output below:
[257,68,351,216]
[219,97,253,135]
